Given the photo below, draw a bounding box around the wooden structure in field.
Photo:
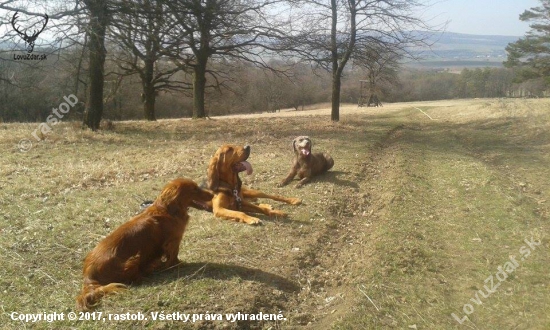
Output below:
[358,80,382,107]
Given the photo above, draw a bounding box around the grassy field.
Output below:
[1,98,549,329]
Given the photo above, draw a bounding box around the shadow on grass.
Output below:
[258,215,311,225]
[279,171,359,189]
[148,262,300,293]
[324,170,360,189]
[400,117,549,167]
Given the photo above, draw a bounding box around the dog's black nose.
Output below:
[244,145,250,152]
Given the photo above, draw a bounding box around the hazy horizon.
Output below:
[0,0,542,40]
[424,0,540,37]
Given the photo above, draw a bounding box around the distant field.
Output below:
[407,31,516,70]
[406,59,505,70]
[1,98,549,329]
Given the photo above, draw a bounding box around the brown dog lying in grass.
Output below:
[278,136,334,188]
[76,178,213,310]
[202,144,301,225]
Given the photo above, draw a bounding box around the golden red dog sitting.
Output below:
[76,178,213,310]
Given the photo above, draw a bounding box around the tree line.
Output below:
[0,0,437,127]
[0,0,548,126]
[2,51,544,124]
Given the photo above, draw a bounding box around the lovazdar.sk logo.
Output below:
[11,11,49,61]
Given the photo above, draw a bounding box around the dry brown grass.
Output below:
[1,98,549,329]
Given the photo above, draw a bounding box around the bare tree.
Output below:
[165,0,289,118]
[0,0,88,120]
[286,0,437,121]
[108,0,189,121]
[80,0,110,130]
[354,42,401,106]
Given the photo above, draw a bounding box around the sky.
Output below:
[424,0,541,36]
[0,0,543,38]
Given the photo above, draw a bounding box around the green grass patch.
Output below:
[1,99,549,329]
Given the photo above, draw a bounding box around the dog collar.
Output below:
[233,188,242,210]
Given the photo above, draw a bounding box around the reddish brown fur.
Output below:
[76,178,213,310]
[204,144,301,225]
[278,136,334,188]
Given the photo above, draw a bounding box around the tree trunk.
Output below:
[193,56,208,118]
[143,86,156,121]
[143,59,156,121]
[331,73,341,121]
[328,0,356,122]
[330,0,340,122]
[83,1,108,131]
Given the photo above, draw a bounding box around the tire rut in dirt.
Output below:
[283,123,408,327]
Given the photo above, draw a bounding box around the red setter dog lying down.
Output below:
[202,144,301,225]
[76,178,213,310]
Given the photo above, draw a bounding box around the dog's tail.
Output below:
[324,153,334,171]
[76,281,127,311]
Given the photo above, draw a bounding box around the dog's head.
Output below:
[156,178,214,216]
[207,144,253,191]
[292,136,312,158]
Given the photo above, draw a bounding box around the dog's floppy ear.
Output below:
[156,183,182,216]
[207,150,224,190]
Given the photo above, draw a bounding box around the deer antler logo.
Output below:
[11,11,49,54]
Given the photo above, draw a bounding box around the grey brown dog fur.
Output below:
[278,136,334,188]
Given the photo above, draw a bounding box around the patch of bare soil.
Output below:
[3,98,548,329]
[304,125,409,329]
[179,121,411,329]
[244,123,409,329]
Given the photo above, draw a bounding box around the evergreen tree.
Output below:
[504,0,550,83]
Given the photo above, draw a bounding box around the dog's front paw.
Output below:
[277,181,290,188]
[246,217,262,225]
[259,203,273,210]
[269,209,288,218]
[288,198,302,205]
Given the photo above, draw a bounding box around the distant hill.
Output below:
[1,30,520,71]
[406,31,521,70]
[0,40,16,49]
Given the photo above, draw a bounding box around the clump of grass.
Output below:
[1,99,549,329]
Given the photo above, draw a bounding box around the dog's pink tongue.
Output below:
[239,161,253,175]
[301,148,310,156]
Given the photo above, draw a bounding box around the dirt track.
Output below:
[1,98,548,329]
[209,99,475,120]
[205,98,550,329]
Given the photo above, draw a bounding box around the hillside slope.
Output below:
[1,99,548,329]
